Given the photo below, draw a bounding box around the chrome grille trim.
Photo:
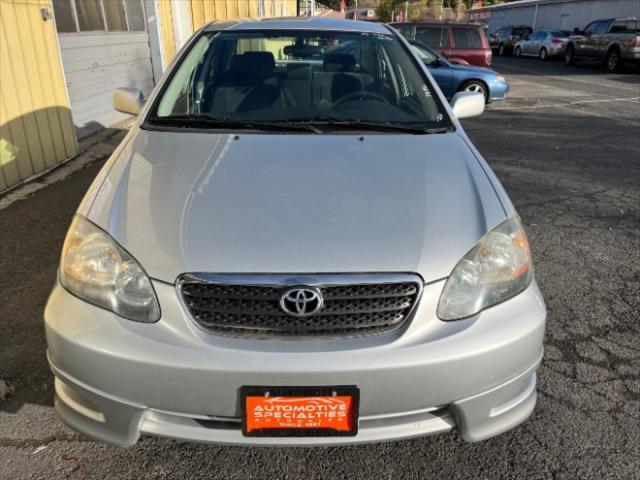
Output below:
[176,273,423,337]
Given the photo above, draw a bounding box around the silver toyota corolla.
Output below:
[45,18,546,447]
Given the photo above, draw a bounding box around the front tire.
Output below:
[515,46,522,57]
[459,80,488,103]
[539,47,548,61]
[606,48,621,73]
[565,45,575,65]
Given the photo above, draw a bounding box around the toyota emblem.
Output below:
[280,287,323,317]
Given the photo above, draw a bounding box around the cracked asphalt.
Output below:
[1,57,639,479]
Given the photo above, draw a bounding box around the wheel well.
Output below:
[607,44,621,55]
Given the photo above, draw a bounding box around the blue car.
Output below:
[410,41,509,103]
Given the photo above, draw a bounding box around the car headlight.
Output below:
[437,216,533,321]
[495,75,506,83]
[59,215,160,322]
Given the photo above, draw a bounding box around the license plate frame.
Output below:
[241,385,359,437]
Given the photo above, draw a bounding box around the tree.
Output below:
[408,4,422,22]
[376,0,394,22]
[320,0,343,10]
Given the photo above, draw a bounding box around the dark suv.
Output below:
[391,21,492,67]
[489,25,533,56]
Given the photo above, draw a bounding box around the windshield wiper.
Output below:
[149,114,322,133]
[283,117,451,134]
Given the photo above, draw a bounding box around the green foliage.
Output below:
[376,0,394,22]
[320,0,344,10]
[408,4,423,22]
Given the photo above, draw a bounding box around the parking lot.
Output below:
[1,57,639,479]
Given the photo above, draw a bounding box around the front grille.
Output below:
[178,274,422,336]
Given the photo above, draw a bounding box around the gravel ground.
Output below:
[1,57,639,479]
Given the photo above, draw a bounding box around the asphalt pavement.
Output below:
[1,56,639,479]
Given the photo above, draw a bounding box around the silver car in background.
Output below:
[45,18,546,447]
[515,30,571,60]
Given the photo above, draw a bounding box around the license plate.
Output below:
[241,386,359,437]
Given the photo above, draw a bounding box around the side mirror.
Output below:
[450,91,485,119]
[113,87,144,115]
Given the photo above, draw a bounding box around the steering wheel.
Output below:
[334,91,390,106]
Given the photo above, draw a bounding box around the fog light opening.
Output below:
[55,378,106,423]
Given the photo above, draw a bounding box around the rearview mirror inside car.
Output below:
[113,87,144,116]
[450,92,485,119]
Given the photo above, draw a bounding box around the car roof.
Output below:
[203,17,391,34]
[390,21,482,28]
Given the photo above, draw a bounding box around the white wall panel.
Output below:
[486,0,640,34]
[59,31,154,138]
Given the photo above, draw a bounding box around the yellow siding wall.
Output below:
[157,0,177,68]
[0,0,77,191]
[190,0,299,35]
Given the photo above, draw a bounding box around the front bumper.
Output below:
[489,81,510,102]
[45,279,546,446]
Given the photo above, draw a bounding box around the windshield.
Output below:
[552,30,571,38]
[149,30,449,131]
[410,42,439,64]
[513,27,532,36]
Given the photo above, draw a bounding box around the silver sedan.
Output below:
[515,30,572,60]
[45,17,546,447]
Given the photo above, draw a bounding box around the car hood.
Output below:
[83,129,506,283]
[447,62,495,76]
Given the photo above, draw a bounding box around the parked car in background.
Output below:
[391,21,492,67]
[489,25,533,56]
[514,30,571,60]
[565,17,640,72]
[410,41,509,103]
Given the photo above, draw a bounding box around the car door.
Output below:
[410,42,453,97]
[579,21,601,56]
[524,32,538,54]
[536,31,550,54]
[450,26,485,66]
[593,19,613,57]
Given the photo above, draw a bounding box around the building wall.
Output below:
[145,0,163,85]
[59,32,155,138]
[156,0,177,68]
[154,0,298,70]
[0,0,78,192]
[486,0,640,33]
[534,0,640,31]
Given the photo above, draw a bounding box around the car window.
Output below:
[597,20,611,33]
[513,27,532,36]
[152,30,449,128]
[584,21,598,34]
[451,27,483,49]
[415,26,449,48]
[394,24,415,39]
[611,20,639,33]
[585,20,608,34]
[410,43,438,64]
